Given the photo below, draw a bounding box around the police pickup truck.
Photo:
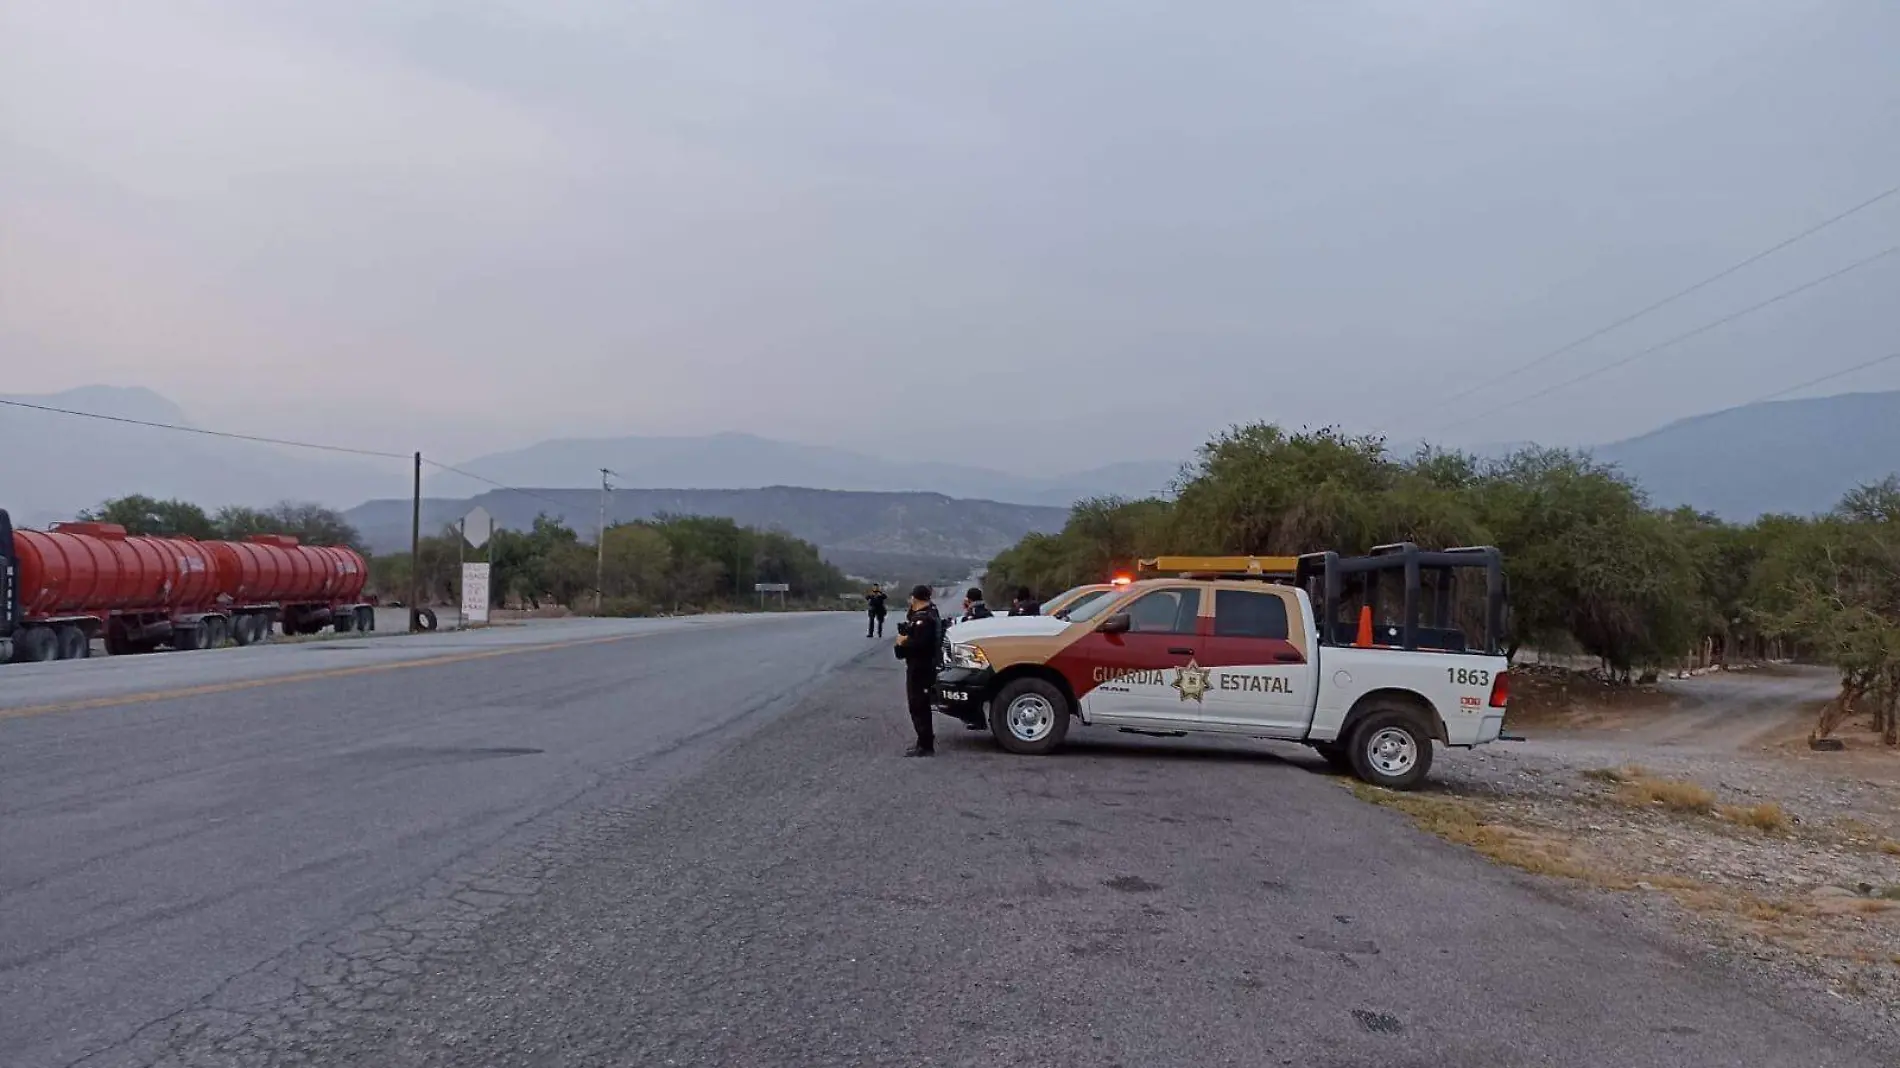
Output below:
[932,544,1511,790]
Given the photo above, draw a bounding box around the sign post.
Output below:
[461,507,494,627]
[754,582,790,610]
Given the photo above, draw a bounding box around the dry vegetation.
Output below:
[1350,668,1900,1023]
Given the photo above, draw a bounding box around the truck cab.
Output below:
[932,544,1511,789]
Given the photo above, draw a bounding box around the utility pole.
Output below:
[594,468,615,614]
[409,451,422,633]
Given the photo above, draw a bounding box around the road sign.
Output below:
[462,562,491,624]
[462,506,493,549]
[754,582,790,592]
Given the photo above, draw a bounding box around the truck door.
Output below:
[1198,587,1315,737]
[1076,586,1205,726]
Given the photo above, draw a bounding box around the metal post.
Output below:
[457,519,466,631]
[594,468,612,615]
[409,451,422,633]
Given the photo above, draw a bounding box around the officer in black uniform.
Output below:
[1009,586,1040,617]
[894,583,941,757]
[866,584,888,638]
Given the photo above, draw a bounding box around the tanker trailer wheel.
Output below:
[231,615,258,646]
[54,625,90,660]
[203,616,230,648]
[12,627,56,663]
[355,606,375,632]
[173,625,203,652]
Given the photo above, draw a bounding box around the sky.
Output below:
[3,0,1899,476]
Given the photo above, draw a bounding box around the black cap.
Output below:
[966,587,984,602]
[910,584,933,601]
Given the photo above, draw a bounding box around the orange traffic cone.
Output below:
[1354,605,1374,648]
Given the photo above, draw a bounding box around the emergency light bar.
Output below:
[1136,555,1299,579]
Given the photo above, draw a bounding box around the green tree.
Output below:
[78,495,219,538]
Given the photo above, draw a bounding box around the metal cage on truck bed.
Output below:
[1297,542,1507,656]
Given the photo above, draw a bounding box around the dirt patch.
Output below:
[1355,667,1900,1032]
[1503,664,1675,728]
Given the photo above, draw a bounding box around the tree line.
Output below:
[68,496,853,617]
[983,423,1900,745]
[373,513,852,615]
[76,495,365,549]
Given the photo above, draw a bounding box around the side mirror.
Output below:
[1098,612,1131,634]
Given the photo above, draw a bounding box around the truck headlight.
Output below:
[946,642,989,669]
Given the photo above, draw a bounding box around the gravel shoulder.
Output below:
[1367,664,1900,1046]
[141,656,1897,1067]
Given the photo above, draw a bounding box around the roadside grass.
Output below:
[1720,802,1793,833]
[1585,765,1720,815]
[1349,784,1622,886]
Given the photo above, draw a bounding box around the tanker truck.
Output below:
[0,508,374,664]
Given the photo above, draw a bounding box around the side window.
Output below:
[1214,589,1289,639]
[1124,588,1202,634]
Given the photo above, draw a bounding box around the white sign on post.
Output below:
[461,562,492,625]
[462,506,493,549]
[753,583,791,592]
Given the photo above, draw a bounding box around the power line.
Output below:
[1421,243,1900,437]
[1398,178,1900,419]
[2,394,593,519]
[1746,349,1900,407]
[0,397,410,460]
[420,458,580,513]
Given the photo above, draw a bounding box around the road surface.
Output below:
[2,623,1892,1067]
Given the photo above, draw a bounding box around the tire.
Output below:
[203,616,229,649]
[13,627,56,663]
[414,608,438,632]
[254,617,275,643]
[54,625,90,660]
[356,606,375,632]
[988,677,1071,755]
[173,625,203,652]
[231,615,257,646]
[1347,706,1435,791]
[1311,741,1355,774]
[334,611,354,634]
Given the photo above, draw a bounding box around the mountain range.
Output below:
[342,487,1068,581]
[8,384,1900,546]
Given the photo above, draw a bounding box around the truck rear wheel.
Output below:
[173,625,203,652]
[55,625,90,660]
[12,627,56,663]
[988,678,1071,756]
[1348,706,1434,791]
[203,616,230,648]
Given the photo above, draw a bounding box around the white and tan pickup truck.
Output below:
[933,544,1512,790]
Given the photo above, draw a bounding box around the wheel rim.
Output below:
[1366,727,1417,777]
[1005,694,1055,743]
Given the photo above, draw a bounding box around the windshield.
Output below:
[1062,588,1124,623]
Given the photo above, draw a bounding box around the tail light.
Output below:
[1489,670,1510,708]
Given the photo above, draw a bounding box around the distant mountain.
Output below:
[438,432,1179,507]
[1595,389,1900,519]
[344,486,1068,567]
[0,386,400,521]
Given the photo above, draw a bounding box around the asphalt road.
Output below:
[0,613,867,1068]
[4,627,1893,1067]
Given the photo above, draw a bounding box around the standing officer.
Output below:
[1009,586,1040,617]
[866,584,889,638]
[894,583,941,757]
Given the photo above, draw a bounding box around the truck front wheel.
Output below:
[1348,706,1434,791]
[988,678,1071,756]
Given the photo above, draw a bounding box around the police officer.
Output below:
[894,583,941,757]
[958,587,994,624]
[1009,586,1040,617]
[866,584,889,638]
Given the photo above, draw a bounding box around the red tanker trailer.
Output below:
[1,509,375,664]
[0,512,217,661]
[204,534,373,642]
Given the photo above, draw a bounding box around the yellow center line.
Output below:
[0,630,657,722]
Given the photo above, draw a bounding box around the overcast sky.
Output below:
[3,0,1898,475]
